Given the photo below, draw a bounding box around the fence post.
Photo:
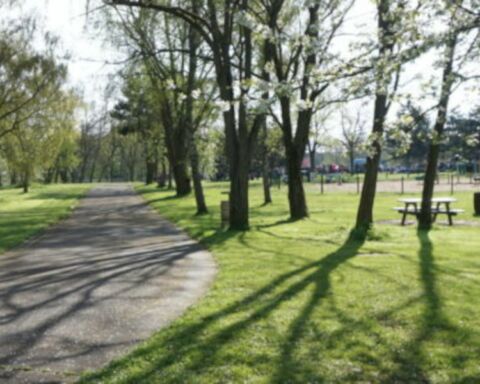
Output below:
[450,174,454,195]
[401,177,404,195]
[320,174,324,194]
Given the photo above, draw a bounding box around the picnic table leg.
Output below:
[445,202,453,226]
[402,203,417,225]
[413,203,419,224]
[433,202,440,223]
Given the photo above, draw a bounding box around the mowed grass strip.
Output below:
[0,184,91,254]
[81,182,480,383]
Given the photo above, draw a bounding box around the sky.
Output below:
[19,0,121,107]
[10,0,480,135]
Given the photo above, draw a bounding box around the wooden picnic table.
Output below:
[394,197,463,226]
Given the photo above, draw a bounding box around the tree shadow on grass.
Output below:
[27,191,85,201]
[147,194,184,203]
[270,236,365,383]
[79,224,480,383]
[381,229,465,383]
[80,232,365,383]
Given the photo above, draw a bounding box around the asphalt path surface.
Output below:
[0,184,216,383]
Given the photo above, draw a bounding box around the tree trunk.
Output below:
[190,139,208,214]
[129,163,135,182]
[474,193,480,216]
[418,33,457,229]
[23,170,30,193]
[158,158,167,188]
[167,163,173,190]
[286,143,308,219]
[10,170,17,185]
[229,147,250,230]
[349,151,355,175]
[355,94,387,230]
[172,162,191,196]
[89,162,96,183]
[262,158,272,205]
[145,160,157,185]
[60,170,68,183]
[355,0,393,232]
[260,121,272,205]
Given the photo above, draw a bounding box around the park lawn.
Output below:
[0,184,91,254]
[82,182,480,384]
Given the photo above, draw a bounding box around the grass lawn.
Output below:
[82,182,480,383]
[0,183,91,254]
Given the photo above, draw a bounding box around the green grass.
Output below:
[81,182,480,383]
[0,183,91,254]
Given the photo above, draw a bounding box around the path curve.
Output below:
[0,184,216,383]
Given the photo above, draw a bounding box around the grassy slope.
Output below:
[82,182,480,383]
[0,184,91,254]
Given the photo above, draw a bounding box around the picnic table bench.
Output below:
[394,197,464,226]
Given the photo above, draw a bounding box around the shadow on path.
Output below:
[82,232,364,383]
[0,185,215,383]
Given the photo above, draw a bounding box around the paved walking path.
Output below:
[0,184,216,383]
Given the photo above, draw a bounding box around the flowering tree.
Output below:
[419,0,480,228]
[248,0,355,219]
[107,0,269,229]
[355,0,431,231]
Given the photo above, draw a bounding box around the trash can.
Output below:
[475,192,480,216]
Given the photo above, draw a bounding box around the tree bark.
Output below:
[229,143,250,230]
[10,170,17,185]
[418,33,457,229]
[161,103,192,196]
[157,157,167,188]
[190,140,208,214]
[145,160,158,185]
[171,162,190,196]
[286,143,308,219]
[356,148,382,229]
[262,155,272,205]
[260,117,272,205]
[167,162,173,190]
[23,170,30,193]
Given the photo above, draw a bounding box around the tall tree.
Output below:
[107,0,266,229]
[260,0,354,219]
[108,5,213,213]
[356,0,416,231]
[418,1,479,228]
[0,18,64,140]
